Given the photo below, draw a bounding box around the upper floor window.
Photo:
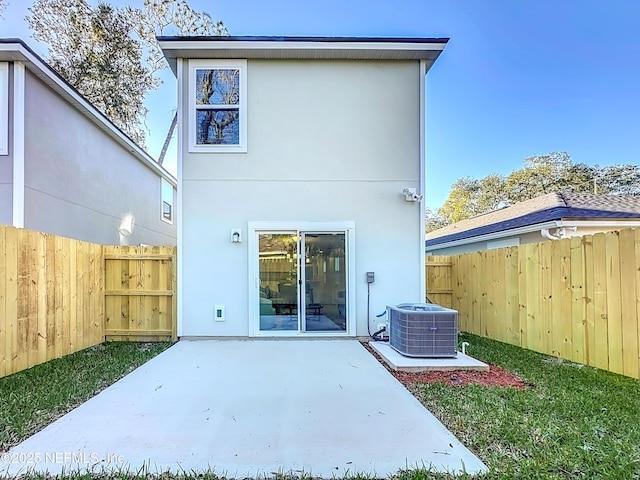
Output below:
[188,60,247,153]
[161,178,174,224]
[0,62,8,155]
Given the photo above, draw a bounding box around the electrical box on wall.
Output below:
[214,305,225,322]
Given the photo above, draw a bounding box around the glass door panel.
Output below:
[258,233,299,332]
[301,233,347,333]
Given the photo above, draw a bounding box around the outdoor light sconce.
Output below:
[402,187,423,202]
[231,228,242,243]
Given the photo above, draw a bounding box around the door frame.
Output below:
[248,221,356,337]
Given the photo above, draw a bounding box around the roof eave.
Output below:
[157,36,449,76]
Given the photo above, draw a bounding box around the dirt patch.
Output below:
[362,341,528,389]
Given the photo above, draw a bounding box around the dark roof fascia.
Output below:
[426,206,640,247]
[156,35,450,44]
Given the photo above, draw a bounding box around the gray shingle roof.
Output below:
[426,192,640,247]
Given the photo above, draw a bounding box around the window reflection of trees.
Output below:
[196,69,240,144]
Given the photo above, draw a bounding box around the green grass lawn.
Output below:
[2,335,639,480]
[0,342,171,453]
[402,332,640,479]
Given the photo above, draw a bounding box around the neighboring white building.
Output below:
[426,192,640,255]
[159,35,448,337]
[0,39,177,246]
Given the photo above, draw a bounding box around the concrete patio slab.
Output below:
[370,342,490,373]
[2,339,487,478]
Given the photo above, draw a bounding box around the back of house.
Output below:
[160,36,447,337]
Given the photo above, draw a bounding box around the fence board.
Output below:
[605,231,623,375]
[570,236,585,363]
[45,235,56,361]
[583,235,596,367]
[550,240,564,357]
[4,226,18,376]
[559,238,573,360]
[592,232,609,371]
[438,227,640,380]
[636,229,640,378]
[0,227,6,377]
[506,247,520,345]
[619,228,638,378]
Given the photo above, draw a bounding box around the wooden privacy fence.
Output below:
[104,246,176,342]
[0,225,104,378]
[1,224,176,378]
[425,256,453,308]
[428,227,640,380]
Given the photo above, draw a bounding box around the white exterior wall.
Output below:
[180,59,423,336]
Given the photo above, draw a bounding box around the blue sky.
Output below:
[2,0,639,210]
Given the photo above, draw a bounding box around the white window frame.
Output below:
[188,59,247,153]
[0,62,8,155]
[161,178,174,224]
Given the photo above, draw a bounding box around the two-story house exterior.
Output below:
[159,36,447,337]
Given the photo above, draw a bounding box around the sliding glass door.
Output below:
[257,231,347,335]
[300,233,346,332]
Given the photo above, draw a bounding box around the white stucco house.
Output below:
[0,38,177,246]
[159,36,448,337]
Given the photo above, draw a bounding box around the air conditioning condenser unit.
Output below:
[387,303,458,358]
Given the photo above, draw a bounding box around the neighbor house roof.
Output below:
[0,38,176,186]
[427,192,640,247]
[158,35,449,75]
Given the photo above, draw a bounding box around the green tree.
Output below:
[27,0,227,148]
[438,174,507,224]
[503,152,595,203]
[432,152,640,228]
[425,207,448,233]
[596,164,640,195]
[28,0,155,146]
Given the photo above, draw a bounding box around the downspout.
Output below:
[541,222,577,240]
[540,228,561,240]
[419,60,427,301]
[176,58,184,338]
[12,61,25,228]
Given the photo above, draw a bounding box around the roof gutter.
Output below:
[427,221,562,251]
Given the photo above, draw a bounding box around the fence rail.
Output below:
[428,227,640,380]
[1,225,176,378]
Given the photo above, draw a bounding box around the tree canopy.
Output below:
[428,152,640,232]
[27,0,227,148]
